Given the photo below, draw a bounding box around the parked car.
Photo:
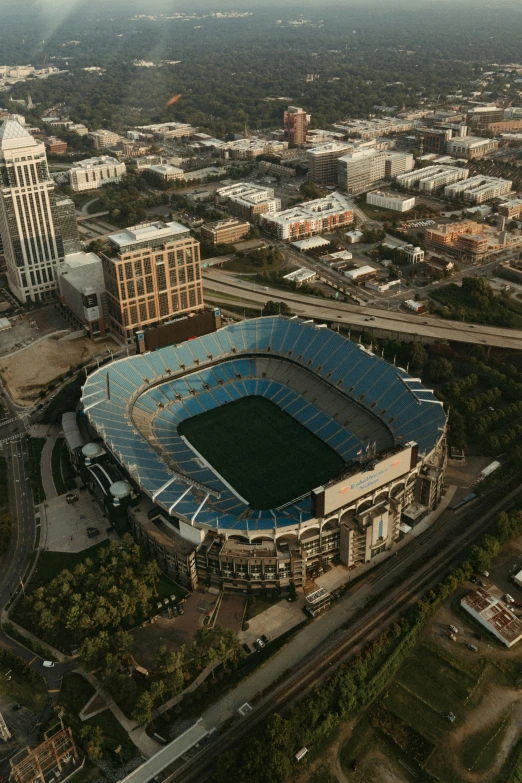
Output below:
[42,661,55,668]
[467,644,478,652]
[87,527,100,538]
[65,494,78,504]
[242,643,251,655]
[254,638,265,650]
[12,703,21,711]
[261,634,269,645]
[448,625,459,634]
[178,605,184,615]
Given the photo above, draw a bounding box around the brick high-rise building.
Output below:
[283,106,310,146]
[101,221,204,344]
[0,117,80,303]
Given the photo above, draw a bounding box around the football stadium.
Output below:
[81,316,447,592]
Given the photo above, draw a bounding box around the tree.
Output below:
[409,342,428,370]
[80,725,104,761]
[133,691,155,725]
[425,358,453,383]
[262,301,291,316]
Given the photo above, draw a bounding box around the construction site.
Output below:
[424,220,522,261]
[8,721,82,783]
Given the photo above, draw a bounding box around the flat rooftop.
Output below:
[58,251,104,292]
[108,220,189,250]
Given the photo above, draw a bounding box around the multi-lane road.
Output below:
[203,269,522,350]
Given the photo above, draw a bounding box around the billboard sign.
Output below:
[319,446,413,516]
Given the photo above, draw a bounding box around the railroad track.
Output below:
[168,483,522,783]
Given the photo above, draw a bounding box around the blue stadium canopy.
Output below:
[81,317,446,532]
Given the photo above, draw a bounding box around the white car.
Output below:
[42,661,55,668]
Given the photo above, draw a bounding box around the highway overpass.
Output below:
[203,270,522,351]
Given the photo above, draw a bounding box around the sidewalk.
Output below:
[81,670,162,758]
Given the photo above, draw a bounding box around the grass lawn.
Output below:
[178,396,345,508]
[27,437,46,504]
[86,709,137,761]
[460,708,513,775]
[51,438,77,496]
[396,645,477,713]
[51,437,67,495]
[28,542,109,590]
[59,673,96,715]
[0,667,46,712]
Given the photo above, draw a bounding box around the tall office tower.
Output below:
[306,142,354,184]
[0,117,79,303]
[283,106,310,145]
[337,149,387,194]
[101,221,204,344]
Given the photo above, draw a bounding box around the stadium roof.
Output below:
[81,317,446,532]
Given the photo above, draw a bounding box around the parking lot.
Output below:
[42,492,115,553]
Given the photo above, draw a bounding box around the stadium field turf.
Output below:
[178,395,346,509]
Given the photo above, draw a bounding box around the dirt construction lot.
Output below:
[0,333,118,405]
[301,536,522,783]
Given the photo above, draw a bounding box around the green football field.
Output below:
[178,395,346,509]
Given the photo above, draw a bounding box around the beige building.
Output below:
[68,156,126,192]
[307,142,354,184]
[89,129,121,150]
[384,152,414,178]
[338,149,387,194]
[101,221,204,344]
[446,136,499,159]
[215,182,281,222]
[143,164,185,183]
[444,175,512,204]
[200,218,250,245]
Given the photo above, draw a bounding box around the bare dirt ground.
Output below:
[0,333,118,404]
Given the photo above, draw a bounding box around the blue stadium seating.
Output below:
[82,316,446,532]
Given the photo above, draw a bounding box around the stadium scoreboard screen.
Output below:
[312,444,417,517]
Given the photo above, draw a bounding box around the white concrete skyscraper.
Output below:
[0,117,79,303]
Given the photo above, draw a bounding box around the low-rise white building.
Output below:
[444,175,512,204]
[68,156,126,192]
[134,121,196,139]
[89,129,121,150]
[291,236,330,252]
[344,265,376,281]
[215,182,281,222]
[461,588,522,647]
[365,278,401,293]
[283,268,318,286]
[144,164,185,183]
[367,190,416,212]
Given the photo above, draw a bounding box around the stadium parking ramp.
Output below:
[119,721,208,783]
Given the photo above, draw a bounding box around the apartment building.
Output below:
[444,175,512,204]
[395,165,469,193]
[258,161,297,178]
[44,136,67,154]
[466,106,504,130]
[89,129,121,150]
[221,138,288,160]
[134,122,196,139]
[101,221,204,344]
[499,198,522,219]
[306,142,354,184]
[332,117,414,140]
[337,149,386,194]
[215,182,281,222]
[200,218,250,245]
[384,152,414,177]
[0,117,80,302]
[425,221,490,258]
[57,251,108,338]
[446,136,499,160]
[258,192,353,240]
[283,106,310,145]
[367,191,415,212]
[68,156,126,192]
